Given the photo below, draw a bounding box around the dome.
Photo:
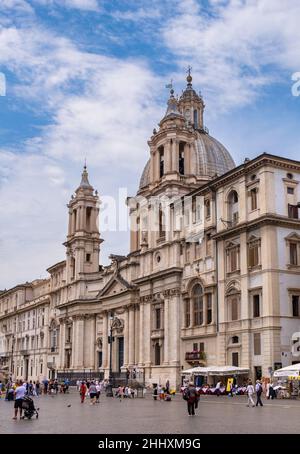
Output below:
[139,131,235,189]
[194,131,235,177]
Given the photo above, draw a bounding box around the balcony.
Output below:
[185,351,206,365]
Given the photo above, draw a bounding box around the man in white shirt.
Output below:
[13,380,27,420]
[246,381,255,407]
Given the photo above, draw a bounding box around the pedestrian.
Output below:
[255,380,263,407]
[165,379,170,394]
[89,381,97,405]
[215,381,222,397]
[185,382,198,416]
[96,381,101,403]
[12,380,27,420]
[153,384,158,401]
[80,381,87,403]
[246,380,255,407]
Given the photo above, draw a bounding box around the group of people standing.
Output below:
[78,380,103,404]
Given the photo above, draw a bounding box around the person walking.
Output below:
[165,379,170,394]
[255,380,263,407]
[215,381,222,397]
[89,381,97,405]
[80,381,87,403]
[95,381,101,403]
[12,380,27,420]
[186,382,198,416]
[246,381,255,407]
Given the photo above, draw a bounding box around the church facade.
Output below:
[1,74,300,388]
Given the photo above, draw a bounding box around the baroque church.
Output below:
[1,73,300,388]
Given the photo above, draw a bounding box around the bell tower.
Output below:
[64,165,102,283]
[178,68,205,130]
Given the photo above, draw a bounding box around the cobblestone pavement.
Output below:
[0,390,300,434]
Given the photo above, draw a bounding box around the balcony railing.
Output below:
[185,351,206,362]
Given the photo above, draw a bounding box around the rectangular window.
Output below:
[250,188,258,210]
[248,244,259,267]
[194,299,203,326]
[287,187,295,195]
[205,199,211,218]
[193,343,198,351]
[290,243,298,265]
[185,300,190,328]
[292,295,299,317]
[86,253,91,262]
[206,234,212,257]
[199,342,205,353]
[253,294,260,318]
[155,308,161,330]
[288,204,299,219]
[229,249,238,272]
[231,298,238,321]
[254,333,261,355]
[232,352,239,367]
[207,293,212,324]
[86,207,92,231]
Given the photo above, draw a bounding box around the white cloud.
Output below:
[162,0,300,110]
[0,20,163,288]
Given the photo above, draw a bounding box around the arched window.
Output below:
[193,284,203,326]
[179,142,185,175]
[228,190,239,225]
[193,109,198,128]
[158,204,165,238]
[158,146,164,178]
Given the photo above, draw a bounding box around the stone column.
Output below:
[168,291,180,366]
[138,303,144,366]
[71,319,77,369]
[76,317,84,369]
[135,305,139,365]
[165,140,172,173]
[102,312,108,369]
[59,320,66,369]
[89,315,96,369]
[129,305,135,365]
[124,308,129,366]
[163,297,169,364]
[144,302,151,366]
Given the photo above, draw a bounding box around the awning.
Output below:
[273,363,300,378]
[181,365,249,376]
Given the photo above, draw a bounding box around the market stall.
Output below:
[273,363,300,398]
[181,365,249,395]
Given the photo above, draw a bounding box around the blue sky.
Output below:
[0,0,300,288]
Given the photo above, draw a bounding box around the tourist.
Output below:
[255,380,263,407]
[165,379,170,394]
[95,381,101,403]
[89,381,97,405]
[80,381,87,403]
[35,380,40,396]
[246,381,255,407]
[43,378,48,394]
[153,384,158,401]
[185,382,198,416]
[12,380,26,420]
[215,381,222,397]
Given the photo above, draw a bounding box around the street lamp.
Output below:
[106,312,119,397]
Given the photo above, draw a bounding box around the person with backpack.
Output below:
[183,382,198,416]
[255,380,263,407]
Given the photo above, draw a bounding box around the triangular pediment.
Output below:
[285,232,300,242]
[97,272,135,299]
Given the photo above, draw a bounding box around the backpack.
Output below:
[182,388,189,401]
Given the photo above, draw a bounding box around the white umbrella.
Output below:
[273,363,300,378]
[181,365,249,376]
